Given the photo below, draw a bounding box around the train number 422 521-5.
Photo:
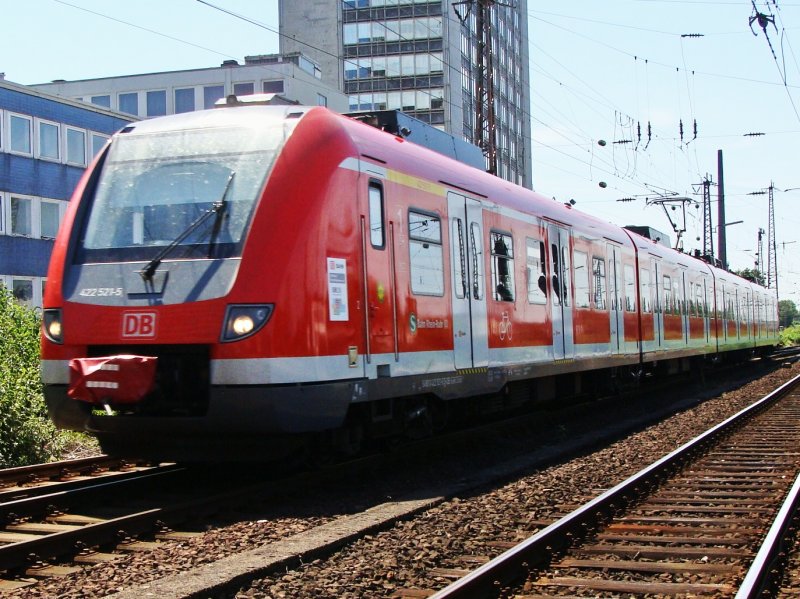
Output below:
[79,288,124,297]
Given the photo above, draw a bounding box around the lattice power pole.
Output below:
[701,175,714,260]
[767,182,778,297]
[756,227,765,272]
[454,0,498,175]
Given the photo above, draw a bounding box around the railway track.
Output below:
[428,371,800,598]
[3,357,797,596]
[0,462,192,590]
[0,456,163,503]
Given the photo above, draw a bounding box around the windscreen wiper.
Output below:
[139,171,236,282]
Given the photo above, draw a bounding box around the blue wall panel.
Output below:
[0,84,132,289]
[0,236,53,277]
[0,87,131,134]
[0,154,83,200]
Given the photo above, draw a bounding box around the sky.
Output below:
[2,0,800,304]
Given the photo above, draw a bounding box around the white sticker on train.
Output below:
[327,257,349,321]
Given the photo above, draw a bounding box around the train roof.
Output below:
[111,105,773,296]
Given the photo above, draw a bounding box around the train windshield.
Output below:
[76,123,281,263]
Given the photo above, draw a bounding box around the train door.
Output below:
[703,277,711,344]
[447,192,488,369]
[651,257,664,348]
[606,243,623,354]
[680,269,689,343]
[361,180,397,364]
[547,222,574,360]
[718,283,728,343]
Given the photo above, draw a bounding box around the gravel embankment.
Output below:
[10,361,799,598]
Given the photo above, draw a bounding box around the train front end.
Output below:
[41,105,343,460]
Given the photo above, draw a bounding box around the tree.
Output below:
[734,267,766,286]
[779,299,798,328]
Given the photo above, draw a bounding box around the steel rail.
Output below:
[735,470,800,598]
[0,462,172,504]
[0,456,133,485]
[429,371,800,598]
[0,465,185,522]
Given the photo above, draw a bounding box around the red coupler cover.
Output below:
[68,355,158,405]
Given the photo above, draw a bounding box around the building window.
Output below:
[10,196,32,236]
[119,92,139,116]
[409,210,444,296]
[146,90,167,117]
[203,85,225,109]
[262,80,284,94]
[0,194,4,234]
[12,278,34,306]
[65,127,86,166]
[91,133,109,157]
[174,88,195,113]
[37,120,60,161]
[91,95,111,108]
[40,200,61,239]
[9,113,32,155]
[317,94,328,107]
[233,82,254,96]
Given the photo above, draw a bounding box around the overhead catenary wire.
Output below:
[44,0,797,245]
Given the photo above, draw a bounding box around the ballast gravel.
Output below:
[9,361,800,599]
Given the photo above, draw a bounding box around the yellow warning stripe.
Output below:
[456,367,489,375]
[387,170,447,196]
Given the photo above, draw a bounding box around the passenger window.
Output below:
[491,231,514,302]
[592,256,607,310]
[640,267,651,313]
[526,237,546,305]
[408,210,444,296]
[573,250,590,308]
[368,183,384,248]
[624,264,636,311]
[663,275,672,315]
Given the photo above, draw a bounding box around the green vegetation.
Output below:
[779,299,799,329]
[780,323,800,346]
[734,267,766,287]
[0,288,76,466]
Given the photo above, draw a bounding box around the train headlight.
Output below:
[221,304,273,342]
[43,309,64,344]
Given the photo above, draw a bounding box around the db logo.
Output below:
[122,312,157,339]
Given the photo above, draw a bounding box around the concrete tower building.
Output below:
[279,0,532,188]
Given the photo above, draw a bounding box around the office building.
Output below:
[0,78,132,307]
[33,53,348,117]
[279,0,532,187]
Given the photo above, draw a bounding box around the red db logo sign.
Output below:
[122,312,157,339]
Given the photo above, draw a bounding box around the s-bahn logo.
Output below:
[122,311,157,339]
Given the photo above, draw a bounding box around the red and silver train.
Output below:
[41,102,779,460]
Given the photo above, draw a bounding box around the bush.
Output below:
[779,324,800,347]
[0,288,70,466]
